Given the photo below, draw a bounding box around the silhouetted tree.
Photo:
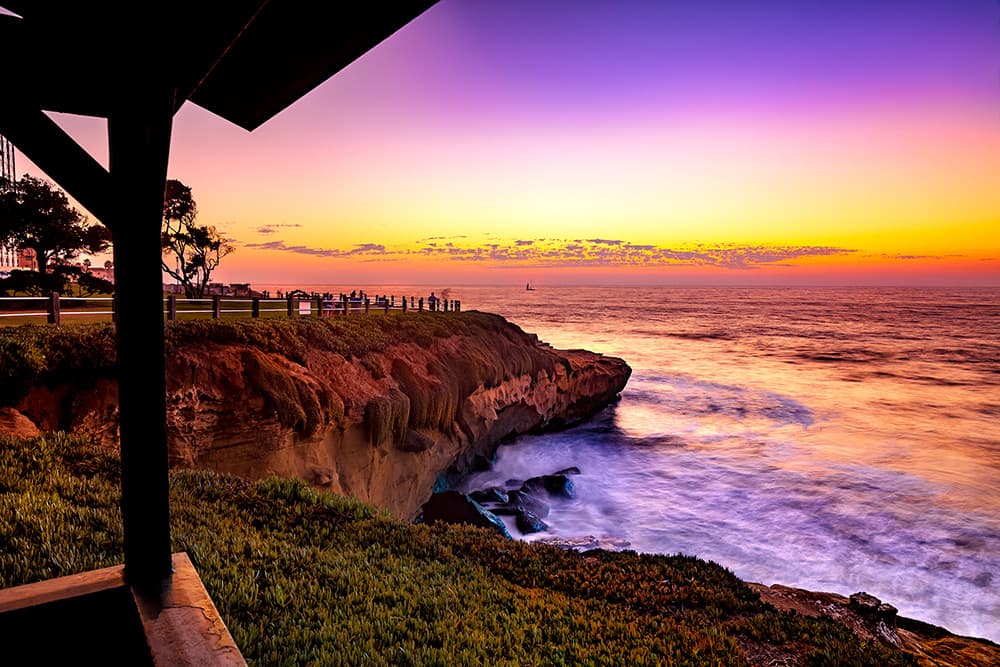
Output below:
[0,175,111,276]
[161,179,234,298]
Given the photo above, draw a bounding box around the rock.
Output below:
[493,489,550,518]
[521,474,576,499]
[850,592,901,647]
[419,491,510,538]
[748,583,1000,665]
[535,535,632,551]
[469,487,509,504]
[515,509,548,534]
[0,407,41,439]
[504,479,524,488]
[552,466,581,476]
[9,313,631,520]
[307,466,334,486]
[399,429,435,452]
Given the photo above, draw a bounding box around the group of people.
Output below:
[270,288,452,311]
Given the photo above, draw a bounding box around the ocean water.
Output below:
[266,285,1000,640]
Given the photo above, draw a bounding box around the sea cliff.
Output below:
[1,313,630,518]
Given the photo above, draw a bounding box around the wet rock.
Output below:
[419,491,511,538]
[504,478,524,488]
[470,454,493,472]
[469,487,509,504]
[515,509,548,534]
[522,474,575,499]
[535,535,632,551]
[552,466,581,476]
[492,489,550,518]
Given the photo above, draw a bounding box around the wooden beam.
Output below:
[0,105,112,227]
[108,86,175,589]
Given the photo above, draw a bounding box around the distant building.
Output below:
[0,245,36,273]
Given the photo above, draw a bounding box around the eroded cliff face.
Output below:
[12,314,630,518]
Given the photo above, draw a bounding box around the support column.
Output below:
[108,89,175,589]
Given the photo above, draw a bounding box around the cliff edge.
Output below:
[4,313,630,518]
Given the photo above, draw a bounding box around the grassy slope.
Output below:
[0,434,912,666]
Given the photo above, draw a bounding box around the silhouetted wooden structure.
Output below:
[0,1,436,661]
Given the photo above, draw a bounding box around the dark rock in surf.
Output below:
[522,474,576,499]
[552,466,581,476]
[419,491,510,538]
[469,486,509,505]
[492,489,550,518]
[516,510,548,534]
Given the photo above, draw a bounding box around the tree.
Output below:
[161,179,234,298]
[0,175,111,276]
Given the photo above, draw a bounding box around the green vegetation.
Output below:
[0,312,535,406]
[0,434,914,666]
[0,323,117,404]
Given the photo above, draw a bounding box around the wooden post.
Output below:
[314,296,322,318]
[343,298,349,316]
[391,295,395,308]
[287,295,295,318]
[251,297,260,318]
[212,295,221,319]
[456,300,461,312]
[384,298,389,314]
[47,292,60,325]
[364,297,370,315]
[167,294,177,321]
[402,296,407,313]
[108,87,174,588]
[419,297,424,312]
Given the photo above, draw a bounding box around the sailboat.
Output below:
[525,282,536,291]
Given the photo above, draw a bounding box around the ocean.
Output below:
[264,285,1000,641]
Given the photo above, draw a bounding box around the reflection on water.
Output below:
[268,284,1000,640]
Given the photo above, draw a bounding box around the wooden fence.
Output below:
[0,293,461,325]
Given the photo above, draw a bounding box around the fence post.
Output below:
[343,298,349,316]
[167,294,177,321]
[48,292,60,325]
[384,298,389,314]
[402,296,407,313]
[364,297,370,315]
[455,300,461,312]
[391,295,395,308]
[251,297,260,318]
[212,295,221,319]
[314,297,322,318]
[418,297,424,312]
[287,295,295,318]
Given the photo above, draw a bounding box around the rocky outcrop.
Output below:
[7,313,630,519]
[749,583,1000,666]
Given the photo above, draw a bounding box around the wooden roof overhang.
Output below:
[0,0,437,593]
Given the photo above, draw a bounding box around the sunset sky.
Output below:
[14,0,1000,286]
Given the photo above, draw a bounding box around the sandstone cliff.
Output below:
[7,313,630,518]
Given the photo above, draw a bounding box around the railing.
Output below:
[0,292,461,325]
